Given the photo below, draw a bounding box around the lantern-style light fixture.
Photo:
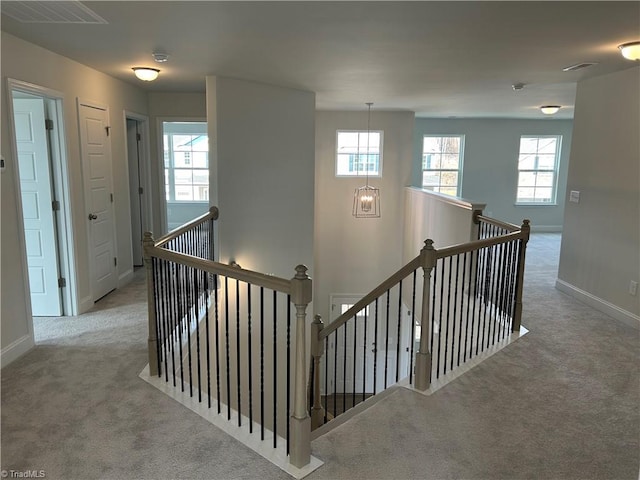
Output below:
[352,103,380,218]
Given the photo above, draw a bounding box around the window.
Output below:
[516,136,561,204]
[163,122,209,202]
[422,135,464,196]
[336,130,383,176]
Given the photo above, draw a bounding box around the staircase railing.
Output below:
[310,217,530,429]
[143,206,313,469]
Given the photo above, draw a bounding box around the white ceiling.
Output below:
[2,1,639,119]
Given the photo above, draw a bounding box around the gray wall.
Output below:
[314,110,414,325]
[557,66,640,321]
[413,118,574,230]
[1,33,148,363]
[209,77,315,279]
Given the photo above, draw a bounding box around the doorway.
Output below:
[125,114,151,268]
[8,81,76,316]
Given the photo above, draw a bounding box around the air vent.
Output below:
[1,1,107,24]
[562,62,598,72]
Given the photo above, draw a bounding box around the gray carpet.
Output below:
[2,235,639,479]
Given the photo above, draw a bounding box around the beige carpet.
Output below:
[1,234,638,479]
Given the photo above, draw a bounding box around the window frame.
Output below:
[515,135,562,206]
[335,129,384,178]
[421,134,465,197]
[162,122,209,203]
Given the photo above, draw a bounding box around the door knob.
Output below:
[88,213,97,220]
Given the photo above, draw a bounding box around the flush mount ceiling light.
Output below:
[540,105,561,115]
[618,41,640,61]
[132,67,160,81]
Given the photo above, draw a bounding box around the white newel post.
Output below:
[310,315,325,430]
[512,219,530,332]
[415,239,436,391]
[143,232,159,377]
[290,265,312,468]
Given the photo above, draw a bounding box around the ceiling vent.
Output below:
[1,1,107,24]
[562,62,598,72]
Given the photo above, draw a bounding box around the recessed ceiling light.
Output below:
[132,67,160,81]
[618,41,640,61]
[540,105,561,115]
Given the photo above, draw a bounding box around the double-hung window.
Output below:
[516,136,562,204]
[163,122,209,202]
[336,130,383,177]
[422,135,464,196]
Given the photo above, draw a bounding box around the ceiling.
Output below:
[2,1,639,119]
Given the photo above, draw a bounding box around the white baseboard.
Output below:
[118,268,134,287]
[530,225,562,233]
[555,279,640,329]
[1,334,35,368]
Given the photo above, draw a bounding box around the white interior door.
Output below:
[13,97,62,316]
[79,102,117,301]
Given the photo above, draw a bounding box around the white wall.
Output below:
[147,92,207,236]
[209,77,315,279]
[412,118,574,231]
[1,33,148,364]
[314,110,414,325]
[557,66,640,324]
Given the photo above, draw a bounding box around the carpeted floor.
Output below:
[1,234,638,479]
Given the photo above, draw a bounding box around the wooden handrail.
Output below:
[319,256,422,340]
[475,215,520,233]
[147,245,292,294]
[155,206,219,248]
[435,230,525,259]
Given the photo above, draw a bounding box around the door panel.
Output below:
[13,97,62,316]
[79,103,116,301]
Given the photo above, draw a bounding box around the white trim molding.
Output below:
[555,279,640,329]
[1,334,35,368]
[530,225,562,233]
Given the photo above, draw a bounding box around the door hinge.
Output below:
[58,278,66,288]
[105,126,111,136]
[45,119,54,131]
[52,200,60,211]
[138,187,144,195]
[114,257,117,266]
[136,133,141,141]
[110,193,114,203]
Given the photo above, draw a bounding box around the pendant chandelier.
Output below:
[352,103,380,218]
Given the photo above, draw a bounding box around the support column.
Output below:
[289,265,312,469]
[415,239,436,391]
[512,220,530,332]
[143,232,159,377]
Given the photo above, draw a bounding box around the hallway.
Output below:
[1,234,638,479]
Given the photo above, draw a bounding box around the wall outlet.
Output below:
[629,281,638,296]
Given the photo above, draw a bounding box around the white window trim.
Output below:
[335,129,384,178]
[515,135,562,206]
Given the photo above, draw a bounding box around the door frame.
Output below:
[6,78,79,317]
[77,98,118,302]
[123,111,152,267]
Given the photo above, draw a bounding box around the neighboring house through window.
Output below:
[163,122,209,202]
[516,135,562,204]
[336,130,383,177]
[422,135,464,196]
